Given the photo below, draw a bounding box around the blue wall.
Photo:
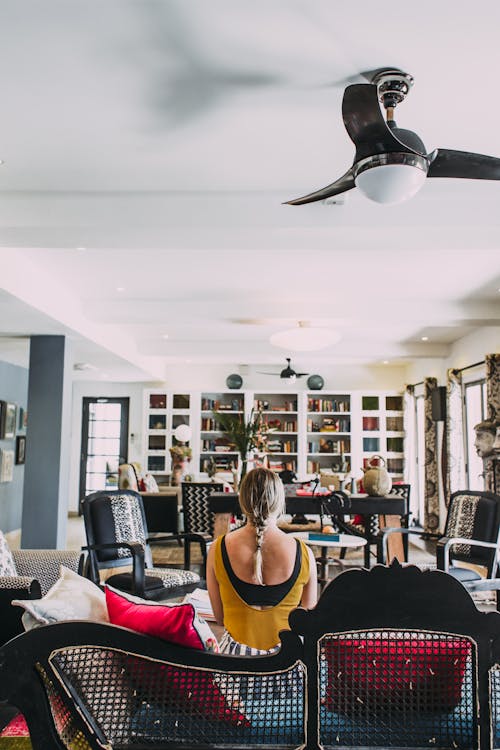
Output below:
[0,360,28,532]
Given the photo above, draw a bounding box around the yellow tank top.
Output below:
[213,535,310,650]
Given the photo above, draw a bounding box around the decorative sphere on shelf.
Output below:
[173,424,192,444]
[226,373,243,389]
[307,374,324,391]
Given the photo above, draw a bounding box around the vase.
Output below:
[171,460,185,487]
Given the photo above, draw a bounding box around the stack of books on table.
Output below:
[183,588,216,621]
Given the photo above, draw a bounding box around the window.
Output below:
[79,397,130,507]
[464,380,487,490]
[415,394,425,526]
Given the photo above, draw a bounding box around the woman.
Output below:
[207,467,317,653]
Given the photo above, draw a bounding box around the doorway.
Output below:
[79,397,129,510]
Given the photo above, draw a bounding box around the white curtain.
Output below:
[403,386,418,521]
[446,368,466,498]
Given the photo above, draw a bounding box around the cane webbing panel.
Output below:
[319,629,476,749]
[37,663,95,750]
[49,645,305,747]
[489,665,500,749]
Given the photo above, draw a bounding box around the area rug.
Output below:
[0,714,31,749]
[152,543,203,566]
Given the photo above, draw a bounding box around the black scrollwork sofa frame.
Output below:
[2,562,500,750]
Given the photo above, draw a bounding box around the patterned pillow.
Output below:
[0,531,16,576]
[12,566,109,628]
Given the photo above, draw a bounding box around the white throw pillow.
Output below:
[12,565,109,630]
[0,530,16,576]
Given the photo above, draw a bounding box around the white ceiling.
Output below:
[1,0,500,381]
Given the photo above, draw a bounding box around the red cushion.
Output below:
[105,586,215,650]
[324,637,470,714]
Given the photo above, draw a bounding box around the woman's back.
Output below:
[207,467,318,651]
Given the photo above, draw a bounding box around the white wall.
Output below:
[405,327,500,385]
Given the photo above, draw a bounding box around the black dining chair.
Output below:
[82,489,203,599]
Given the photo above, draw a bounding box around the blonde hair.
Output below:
[238,468,285,585]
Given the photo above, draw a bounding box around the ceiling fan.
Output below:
[258,358,309,382]
[285,67,500,206]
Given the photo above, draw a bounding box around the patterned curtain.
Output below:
[424,377,440,532]
[486,353,500,423]
[403,385,418,519]
[446,368,466,501]
[485,353,500,493]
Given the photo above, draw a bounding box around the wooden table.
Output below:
[208,492,407,568]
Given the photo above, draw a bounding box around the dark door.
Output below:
[79,397,129,511]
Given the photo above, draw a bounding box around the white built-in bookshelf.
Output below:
[142,388,405,483]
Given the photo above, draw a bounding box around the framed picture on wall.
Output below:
[15,436,26,465]
[0,449,14,482]
[3,404,16,439]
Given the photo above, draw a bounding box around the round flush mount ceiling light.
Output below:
[354,153,428,204]
[270,321,340,352]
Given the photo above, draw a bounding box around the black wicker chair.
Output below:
[82,489,203,599]
[2,562,500,749]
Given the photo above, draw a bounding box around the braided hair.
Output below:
[239,468,285,585]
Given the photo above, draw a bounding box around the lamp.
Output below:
[354,153,428,204]
[174,424,192,444]
[270,321,340,352]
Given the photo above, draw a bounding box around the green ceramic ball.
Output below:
[226,373,243,389]
[307,374,324,390]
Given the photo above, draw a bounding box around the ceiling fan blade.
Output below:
[284,168,355,206]
[342,84,417,160]
[257,371,280,376]
[296,373,309,378]
[427,149,500,180]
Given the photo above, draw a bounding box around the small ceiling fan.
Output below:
[258,358,309,382]
[285,67,500,206]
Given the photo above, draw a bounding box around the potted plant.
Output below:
[169,444,193,486]
[212,408,267,485]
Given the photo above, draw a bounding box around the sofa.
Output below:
[1,561,500,749]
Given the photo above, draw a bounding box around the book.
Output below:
[308,533,340,542]
[183,587,216,621]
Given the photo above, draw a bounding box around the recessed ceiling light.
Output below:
[76,246,86,251]
[161,334,169,339]
[116,286,125,292]
[421,336,429,341]
[383,360,389,364]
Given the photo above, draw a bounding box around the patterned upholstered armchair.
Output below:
[378,489,500,607]
[0,530,82,644]
[82,490,202,599]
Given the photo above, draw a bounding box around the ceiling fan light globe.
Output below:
[270,327,340,352]
[354,153,428,204]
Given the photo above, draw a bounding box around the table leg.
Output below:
[213,512,232,539]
